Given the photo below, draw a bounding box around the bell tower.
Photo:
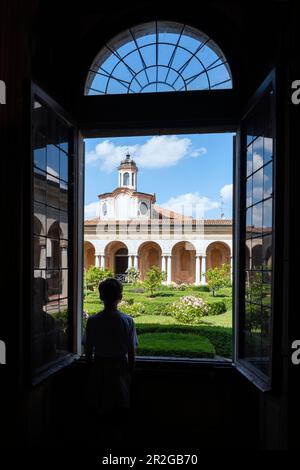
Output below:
[118,152,138,190]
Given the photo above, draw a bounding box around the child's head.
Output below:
[98,278,123,307]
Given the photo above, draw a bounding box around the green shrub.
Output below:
[144,266,166,296]
[208,301,227,316]
[191,285,210,292]
[84,266,114,291]
[169,295,209,324]
[119,300,145,318]
[205,263,231,296]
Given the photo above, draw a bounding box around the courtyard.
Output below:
[83,284,233,359]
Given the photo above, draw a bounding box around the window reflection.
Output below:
[242,87,274,380]
[32,98,71,376]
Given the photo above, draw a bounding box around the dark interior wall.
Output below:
[31,0,288,107]
[0,0,296,451]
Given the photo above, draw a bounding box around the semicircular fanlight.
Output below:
[85,21,232,95]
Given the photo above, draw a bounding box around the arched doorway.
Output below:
[138,241,162,281]
[84,241,95,270]
[172,241,196,284]
[206,242,231,270]
[104,241,128,276]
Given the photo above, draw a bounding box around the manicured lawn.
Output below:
[83,284,233,359]
[137,332,215,358]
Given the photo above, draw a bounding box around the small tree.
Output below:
[205,263,231,297]
[85,266,114,291]
[144,265,166,297]
[125,267,140,285]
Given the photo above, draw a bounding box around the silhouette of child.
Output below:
[84,278,138,444]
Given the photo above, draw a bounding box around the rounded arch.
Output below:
[206,241,231,270]
[85,21,232,95]
[171,241,196,284]
[138,241,162,281]
[252,243,263,269]
[104,240,129,275]
[84,241,96,270]
[34,215,44,236]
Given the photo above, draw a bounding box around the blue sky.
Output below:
[84,133,234,220]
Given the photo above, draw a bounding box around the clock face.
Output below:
[139,201,148,215]
[102,203,107,216]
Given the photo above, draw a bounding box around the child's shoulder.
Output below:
[87,311,102,322]
[117,310,134,323]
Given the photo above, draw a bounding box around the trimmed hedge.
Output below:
[207,301,227,316]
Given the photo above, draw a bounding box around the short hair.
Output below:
[98,278,123,303]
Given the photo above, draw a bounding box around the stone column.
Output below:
[134,255,138,270]
[128,255,133,269]
[195,255,201,285]
[161,255,167,274]
[100,255,105,269]
[200,256,206,285]
[95,254,100,268]
[167,256,172,285]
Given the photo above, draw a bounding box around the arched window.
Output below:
[123,172,130,185]
[85,21,232,95]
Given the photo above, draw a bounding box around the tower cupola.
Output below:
[118,152,138,190]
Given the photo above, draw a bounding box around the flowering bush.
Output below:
[170,282,190,291]
[168,295,209,324]
[119,300,145,318]
[125,267,141,285]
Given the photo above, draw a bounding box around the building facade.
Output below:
[84,154,233,284]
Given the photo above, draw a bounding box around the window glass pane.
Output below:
[263,198,272,231]
[252,202,263,232]
[34,147,46,171]
[252,168,263,204]
[34,169,46,204]
[252,240,263,269]
[34,203,46,236]
[239,85,274,386]
[263,161,273,199]
[46,207,60,236]
[34,236,46,269]
[32,97,72,377]
[47,175,60,209]
[263,136,273,165]
[252,136,264,172]
[246,177,252,207]
[47,144,60,178]
[60,211,68,240]
[60,149,68,182]
[262,234,272,269]
[60,270,68,299]
[60,181,68,212]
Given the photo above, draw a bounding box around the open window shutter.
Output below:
[30,83,83,379]
[234,70,280,391]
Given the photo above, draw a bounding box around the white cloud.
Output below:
[85,201,100,220]
[86,136,207,172]
[190,147,207,158]
[160,192,219,218]
[220,183,233,202]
